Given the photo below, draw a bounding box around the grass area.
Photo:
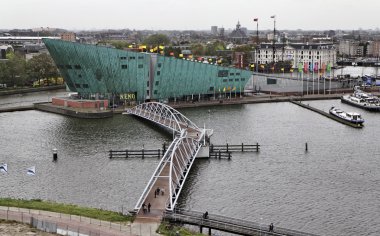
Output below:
[0,198,133,222]
[157,221,204,236]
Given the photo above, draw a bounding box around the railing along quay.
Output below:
[164,209,320,236]
[210,143,260,153]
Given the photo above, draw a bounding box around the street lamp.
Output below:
[271,15,276,65]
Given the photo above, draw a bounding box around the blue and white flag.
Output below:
[0,163,7,173]
[27,166,35,176]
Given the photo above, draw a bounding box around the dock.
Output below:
[290,100,363,128]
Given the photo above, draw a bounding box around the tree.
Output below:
[26,53,60,86]
[5,52,27,86]
[143,34,170,46]
[191,44,205,56]
[205,41,225,56]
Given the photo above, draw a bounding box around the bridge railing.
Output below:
[133,137,179,213]
[165,209,320,236]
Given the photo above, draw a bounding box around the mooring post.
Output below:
[126,149,128,158]
[208,228,211,235]
[158,149,160,158]
[163,142,166,152]
[305,142,308,152]
[228,152,231,160]
[53,148,58,161]
[142,146,144,159]
[241,143,244,152]
[200,225,203,234]
[210,144,214,153]
[109,150,112,159]
[226,143,229,152]
[218,149,221,159]
[256,142,259,152]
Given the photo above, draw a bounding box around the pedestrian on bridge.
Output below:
[148,203,151,212]
[142,203,147,213]
[269,223,274,232]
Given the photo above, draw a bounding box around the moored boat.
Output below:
[341,89,380,111]
[329,107,364,126]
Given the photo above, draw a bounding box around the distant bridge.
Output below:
[164,209,320,236]
[124,102,212,220]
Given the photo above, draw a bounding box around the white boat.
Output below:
[329,107,364,125]
[341,89,380,111]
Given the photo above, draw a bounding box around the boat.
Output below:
[329,107,364,126]
[341,89,380,111]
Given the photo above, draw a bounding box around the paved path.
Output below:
[0,206,161,236]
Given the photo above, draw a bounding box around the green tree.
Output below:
[5,52,27,86]
[27,53,60,86]
[143,34,170,46]
[205,41,225,56]
[191,43,205,56]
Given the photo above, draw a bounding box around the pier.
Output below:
[163,209,319,236]
[290,100,364,128]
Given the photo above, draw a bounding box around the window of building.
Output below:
[229,79,233,82]
[138,64,143,68]
[223,79,228,82]
[74,65,81,69]
[241,78,245,81]
[83,84,89,88]
[138,56,144,59]
[155,81,159,86]
[230,73,234,76]
[75,83,81,88]
[154,90,157,94]
[158,63,162,68]
[218,70,229,77]
[209,86,214,91]
[236,73,240,75]
[157,71,160,76]
[147,81,149,87]
[235,78,239,81]
[66,65,72,69]
[120,56,127,60]
[129,56,135,59]
[121,65,128,69]
[78,74,82,78]
[146,90,149,96]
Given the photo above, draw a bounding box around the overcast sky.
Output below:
[2,0,380,31]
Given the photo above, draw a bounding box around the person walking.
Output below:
[148,203,151,213]
[142,203,146,213]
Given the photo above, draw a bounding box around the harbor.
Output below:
[1,95,380,235]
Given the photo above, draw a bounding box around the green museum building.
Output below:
[43,39,252,105]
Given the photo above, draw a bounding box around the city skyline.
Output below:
[1,0,380,31]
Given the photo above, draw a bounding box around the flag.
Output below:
[304,62,308,72]
[327,63,332,72]
[270,15,276,18]
[298,63,303,72]
[27,166,35,176]
[314,62,319,72]
[0,163,7,173]
[253,18,258,22]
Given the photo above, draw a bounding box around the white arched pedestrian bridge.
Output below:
[124,102,213,217]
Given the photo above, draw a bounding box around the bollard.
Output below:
[226,143,229,152]
[241,143,244,152]
[142,148,144,159]
[305,142,308,152]
[163,142,166,152]
[53,148,58,161]
[158,149,160,158]
[256,142,259,152]
[126,149,128,158]
[218,149,221,159]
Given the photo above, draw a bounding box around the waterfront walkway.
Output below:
[0,206,160,236]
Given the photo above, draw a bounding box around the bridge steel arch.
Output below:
[126,102,200,134]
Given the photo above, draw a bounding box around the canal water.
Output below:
[0,93,379,236]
